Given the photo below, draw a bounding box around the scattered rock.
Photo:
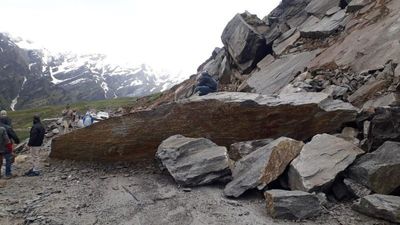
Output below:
[265,189,322,220]
[353,194,400,223]
[224,137,304,197]
[346,0,372,13]
[343,178,371,198]
[305,0,341,18]
[288,134,364,192]
[349,141,400,194]
[228,138,273,161]
[300,10,347,38]
[348,80,391,108]
[367,107,400,151]
[156,135,231,186]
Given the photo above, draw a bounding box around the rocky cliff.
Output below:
[0,34,181,110]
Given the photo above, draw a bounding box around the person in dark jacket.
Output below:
[25,115,45,176]
[0,110,12,127]
[194,71,218,96]
[0,127,12,179]
[0,121,20,145]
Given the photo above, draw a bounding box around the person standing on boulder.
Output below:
[0,110,12,126]
[194,71,218,96]
[25,115,45,177]
[61,104,73,133]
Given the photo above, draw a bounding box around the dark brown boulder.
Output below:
[51,92,357,162]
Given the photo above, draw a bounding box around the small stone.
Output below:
[182,188,192,192]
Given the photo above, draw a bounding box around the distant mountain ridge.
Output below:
[0,33,181,110]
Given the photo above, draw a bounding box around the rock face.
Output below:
[349,141,400,194]
[155,135,230,186]
[367,107,400,151]
[228,138,273,161]
[51,92,357,162]
[224,137,304,197]
[353,194,400,223]
[288,134,364,192]
[221,12,269,73]
[265,189,322,220]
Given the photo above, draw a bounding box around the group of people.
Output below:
[0,110,45,178]
[61,105,95,134]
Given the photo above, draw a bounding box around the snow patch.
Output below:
[10,77,28,111]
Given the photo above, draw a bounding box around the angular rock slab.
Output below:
[51,92,357,162]
[221,13,268,73]
[265,189,323,220]
[305,0,341,18]
[228,138,273,161]
[300,10,347,38]
[353,194,400,223]
[288,134,364,192]
[155,135,230,186]
[367,107,400,151]
[224,137,304,197]
[349,141,400,194]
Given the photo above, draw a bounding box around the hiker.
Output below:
[25,115,45,177]
[82,111,94,127]
[0,110,12,126]
[0,127,13,179]
[0,120,20,145]
[61,104,73,133]
[194,71,218,96]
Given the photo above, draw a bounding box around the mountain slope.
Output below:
[0,34,181,110]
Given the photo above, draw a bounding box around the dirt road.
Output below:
[0,146,392,225]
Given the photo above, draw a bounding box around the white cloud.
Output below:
[0,0,281,77]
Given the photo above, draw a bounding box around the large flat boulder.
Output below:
[353,194,400,223]
[224,137,304,197]
[288,134,364,192]
[300,10,348,38]
[221,12,269,73]
[51,92,358,162]
[155,135,230,186]
[305,0,341,18]
[243,50,321,95]
[367,107,400,151]
[265,189,322,220]
[349,141,400,194]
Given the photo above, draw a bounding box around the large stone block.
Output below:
[51,92,357,162]
[228,138,273,161]
[349,141,400,194]
[288,134,364,192]
[265,189,322,220]
[156,135,230,186]
[353,194,400,223]
[224,137,304,197]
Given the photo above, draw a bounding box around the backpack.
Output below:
[83,114,93,127]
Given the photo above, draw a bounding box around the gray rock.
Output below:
[362,93,400,110]
[305,0,341,18]
[347,0,372,13]
[353,194,400,223]
[349,141,400,194]
[224,137,304,197]
[156,135,231,186]
[288,134,364,192]
[221,12,269,73]
[300,10,347,38]
[343,178,371,198]
[348,80,391,108]
[273,29,301,55]
[218,56,232,84]
[265,189,322,220]
[322,85,349,99]
[326,6,342,16]
[367,107,400,151]
[243,50,321,95]
[228,138,273,161]
[52,128,60,135]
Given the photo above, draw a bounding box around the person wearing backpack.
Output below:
[0,126,12,179]
[194,71,218,96]
[25,115,45,177]
[0,110,12,127]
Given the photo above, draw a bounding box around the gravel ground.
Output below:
[0,145,394,225]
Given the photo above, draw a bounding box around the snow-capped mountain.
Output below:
[0,33,182,110]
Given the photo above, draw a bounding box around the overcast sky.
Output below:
[0,0,281,77]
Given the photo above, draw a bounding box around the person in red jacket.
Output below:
[0,126,12,179]
[25,115,45,177]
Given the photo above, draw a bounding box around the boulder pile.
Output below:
[50,0,400,223]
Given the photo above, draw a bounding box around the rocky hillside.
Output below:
[0,34,181,110]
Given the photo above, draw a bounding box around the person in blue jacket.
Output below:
[194,71,218,96]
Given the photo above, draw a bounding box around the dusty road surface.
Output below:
[0,145,393,225]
